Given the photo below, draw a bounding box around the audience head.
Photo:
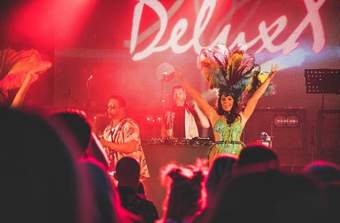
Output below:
[0,107,93,223]
[206,155,236,204]
[206,167,324,223]
[303,161,340,223]
[49,109,109,169]
[234,143,279,175]
[274,173,324,223]
[161,164,205,222]
[115,157,141,190]
[206,171,283,223]
[303,160,340,186]
[49,109,91,156]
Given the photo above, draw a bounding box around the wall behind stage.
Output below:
[51,0,340,106]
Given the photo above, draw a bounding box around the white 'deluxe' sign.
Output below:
[130,0,326,61]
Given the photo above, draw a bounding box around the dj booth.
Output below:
[142,139,211,215]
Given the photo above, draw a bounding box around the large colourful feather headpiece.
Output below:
[197,44,273,107]
[0,48,52,91]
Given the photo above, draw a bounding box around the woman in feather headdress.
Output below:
[176,44,278,165]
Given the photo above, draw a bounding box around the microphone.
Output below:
[87,74,93,81]
[86,74,94,88]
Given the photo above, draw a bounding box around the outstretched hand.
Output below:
[26,60,52,83]
[269,64,278,80]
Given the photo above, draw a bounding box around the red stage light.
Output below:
[8,0,97,48]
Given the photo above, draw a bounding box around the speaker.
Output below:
[243,108,310,166]
[317,109,340,163]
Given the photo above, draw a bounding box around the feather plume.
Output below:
[198,45,274,105]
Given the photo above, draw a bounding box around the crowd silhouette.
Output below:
[1,106,340,223]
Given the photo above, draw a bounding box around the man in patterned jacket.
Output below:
[99,95,150,180]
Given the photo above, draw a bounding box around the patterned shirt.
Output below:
[102,118,150,179]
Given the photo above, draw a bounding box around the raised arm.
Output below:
[242,65,278,122]
[10,71,37,108]
[176,72,219,125]
[192,101,210,128]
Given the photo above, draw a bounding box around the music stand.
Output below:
[304,69,340,160]
[304,69,340,94]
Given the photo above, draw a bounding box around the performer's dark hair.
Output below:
[108,95,126,108]
[217,88,240,125]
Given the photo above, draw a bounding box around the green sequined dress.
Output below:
[208,117,244,165]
